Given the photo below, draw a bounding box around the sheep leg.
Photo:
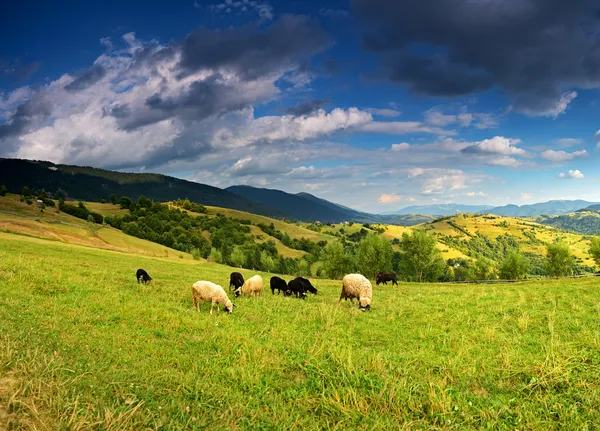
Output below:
[210,300,216,315]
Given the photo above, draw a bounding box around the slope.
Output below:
[0,158,282,218]
[387,204,493,216]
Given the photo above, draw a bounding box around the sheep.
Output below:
[296,277,318,295]
[270,276,287,295]
[229,272,244,291]
[376,272,398,286]
[287,278,308,299]
[235,274,263,298]
[339,274,372,311]
[192,280,234,314]
[136,268,152,284]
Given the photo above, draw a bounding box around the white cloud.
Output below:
[424,108,498,129]
[558,169,584,179]
[541,149,588,162]
[378,194,401,204]
[461,136,528,156]
[390,142,410,151]
[358,121,449,135]
[466,191,487,197]
[521,192,533,200]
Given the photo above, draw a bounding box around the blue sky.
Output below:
[1,0,600,212]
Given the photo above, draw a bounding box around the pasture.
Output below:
[2,233,600,429]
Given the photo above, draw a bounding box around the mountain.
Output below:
[0,158,282,217]
[387,204,494,216]
[226,186,434,225]
[487,200,597,217]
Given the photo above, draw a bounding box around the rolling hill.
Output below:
[0,158,282,218]
[536,210,600,235]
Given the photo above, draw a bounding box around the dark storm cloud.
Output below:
[178,14,331,80]
[286,99,328,116]
[111,74,251,131]
[352,0,600,114]
[0,95,52,139]
[64,64,106,92]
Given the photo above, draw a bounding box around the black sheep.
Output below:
[136,268,152,284]
[270,276,288,295]
[295,277,318,295]
[229,272,244,291]
[376,272,398,286]
[287,278,308,299]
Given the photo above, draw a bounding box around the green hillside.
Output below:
[0,158,282,218]
[536,211,600,235]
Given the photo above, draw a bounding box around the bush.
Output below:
[499,250,529,280]
[545,241,573,277]
[210,248,223,264]
[0,185,6,196]
[191,248,202,261]
[22,186,30,196]
[109,194,117,205]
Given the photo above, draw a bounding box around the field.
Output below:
[2,233,600,429]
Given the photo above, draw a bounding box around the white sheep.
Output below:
[192,281,234,314]
[235,274,263,298]
[339,274,372,311]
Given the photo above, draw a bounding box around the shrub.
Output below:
[0,185,6,196]
[191,248,202,261]
[499,250,529,280]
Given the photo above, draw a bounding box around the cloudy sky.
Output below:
[1,0,600,212]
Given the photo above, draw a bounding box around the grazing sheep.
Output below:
[270,276,287,295]
[136,268,152,284]
[339,274,372,311]
[235,274,263,298]
[192,281,234,314]
[296,277,318,295]
[229,272,245,291]
[376,272,398,286]
[287,278,308,299]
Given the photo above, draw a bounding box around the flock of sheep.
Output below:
[136,268,379,314]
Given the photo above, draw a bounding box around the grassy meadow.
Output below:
[2,232,600,429]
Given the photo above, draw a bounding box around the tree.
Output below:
[109,194,117,205]
[398,230,445,282]
[474,257,496,280]
[210,247,223,264]
[120,196,133,209]
[499,250,529,280]
[260,250,275,273]
[321,242,355,279]
[590,237,600,269]
[545,241,573,277]
[22,186,30,196]
[298,259,311,277]
[356,234,393,279]
[0,185,6,196]
[230,247,246,268]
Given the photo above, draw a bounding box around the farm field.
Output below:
[2,233,600,429]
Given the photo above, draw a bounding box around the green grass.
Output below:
[2,233,600,429]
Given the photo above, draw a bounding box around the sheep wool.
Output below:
[237,274,263,297]
[340,274,372,311]
[192,280,234,314]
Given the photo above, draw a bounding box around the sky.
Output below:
[1,0,600,213]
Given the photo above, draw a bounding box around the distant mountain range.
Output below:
[486,200,597,217]
[384,204,493,216]
[226,185,434,225]
[388,200,598,217]
[0,158,432,225]
[2,158,598,225]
